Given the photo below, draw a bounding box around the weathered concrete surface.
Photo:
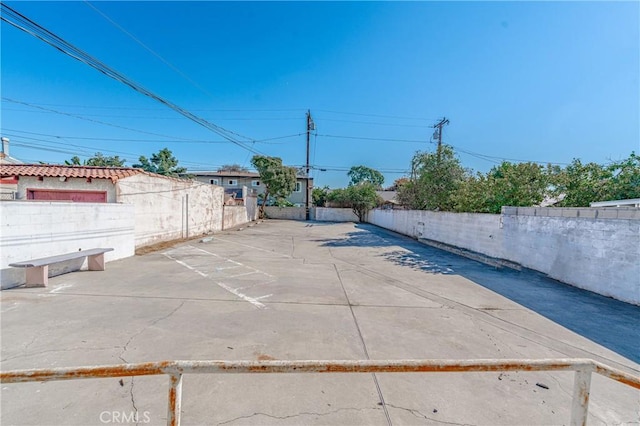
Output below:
[1,221,639,425]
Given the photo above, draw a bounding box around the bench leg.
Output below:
[88,253,106,271]
[25,266,48,287]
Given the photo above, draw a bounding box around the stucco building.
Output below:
[190,170,312,206]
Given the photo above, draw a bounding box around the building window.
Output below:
[227,179,238,186]
[210,179,219,185]
[294,182,302,192]
[251,180,260,187]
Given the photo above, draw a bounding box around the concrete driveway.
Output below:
[1,220,638,425]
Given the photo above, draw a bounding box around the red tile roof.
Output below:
[0,164,145,183]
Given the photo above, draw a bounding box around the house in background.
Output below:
[190,170,313,206]
[376,190,403,209]
[0,164,226,247]
[0,137,23,199]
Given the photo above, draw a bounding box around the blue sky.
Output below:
[2,1,638,188]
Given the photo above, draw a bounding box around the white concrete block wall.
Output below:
[314,207,359,222]
[264,206,306,220]
[368,208,640,305]
[117,174,224,247]
[502,215,640,304]
[0,201,135,289]
[368,209,503,258]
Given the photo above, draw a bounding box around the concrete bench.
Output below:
[9,248,114,287]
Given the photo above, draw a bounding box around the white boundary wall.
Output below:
[367,208,640,305]
[117,174,225,247]
[223,196,258,230]
[314,207,359,222]
[264,206,306,220]
[0,202,135,289]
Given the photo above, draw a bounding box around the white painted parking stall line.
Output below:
[193,246,276,279]
[208,236,292,259]
[163,247,275,310]
[227,271,259,279]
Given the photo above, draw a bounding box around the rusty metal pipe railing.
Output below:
[2,358,639,426]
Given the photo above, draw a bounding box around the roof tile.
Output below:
[0,164,145,183]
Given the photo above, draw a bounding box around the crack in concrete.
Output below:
[1,346,121,363]
[115,303,185,426]
[217,406,381,425]
[333,264,393,426]
[386,403,474,426]
[129,378,139,426]
[118,301,186,363]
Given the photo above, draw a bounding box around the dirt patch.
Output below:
[255,353,277,361]
[135,235,206,255]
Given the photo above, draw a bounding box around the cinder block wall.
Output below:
[314,207,359,222]
[367,207,640,305]
[367,209,503,258]
[501,207,639,304]
[264,206,306,220]
[0,202,135,289]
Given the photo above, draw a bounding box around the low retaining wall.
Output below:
[367,207,640,305]
[264,206,306,220]
[0,202,135,289]
[314,207,359,222]
[223,203,257,230]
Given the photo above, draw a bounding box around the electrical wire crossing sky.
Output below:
[1,1,638,188]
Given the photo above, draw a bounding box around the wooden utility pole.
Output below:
[306,110,315,220]
[433,117,449,163]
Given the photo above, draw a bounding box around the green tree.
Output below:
[328,183,382,222]
[218,164,249,172]
[312,186,331,207]
[397,146,466,210]
[133,148,186,177]
[607,152,640,200]
[65,152,126,167]
[552,152,640,207]
[348,165,384,188]
[453,162,551,214]
[251,155,297,218]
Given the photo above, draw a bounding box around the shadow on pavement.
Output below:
[319,223,640,364]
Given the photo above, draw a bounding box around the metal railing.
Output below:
[2,358,639,426]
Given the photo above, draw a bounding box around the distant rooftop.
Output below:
[0,164,146,183]
[590,198,640,208]
[191,170,260,178]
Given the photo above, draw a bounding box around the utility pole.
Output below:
[432,117,449,163]
[306,110,315,220]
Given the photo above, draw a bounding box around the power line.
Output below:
[2,129,305,145]
[0,4,263,154]
[3,98,208,140]
[0,101,306,112]
[314,109,437,121]
[316,134,427,143]
[83,0,216,100]
[441,130,570,166]
[318,117,432,128]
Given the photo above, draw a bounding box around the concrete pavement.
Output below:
[1,220,638,425]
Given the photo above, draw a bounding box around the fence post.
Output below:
[167,374,183,426]
[570,369,592,426]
